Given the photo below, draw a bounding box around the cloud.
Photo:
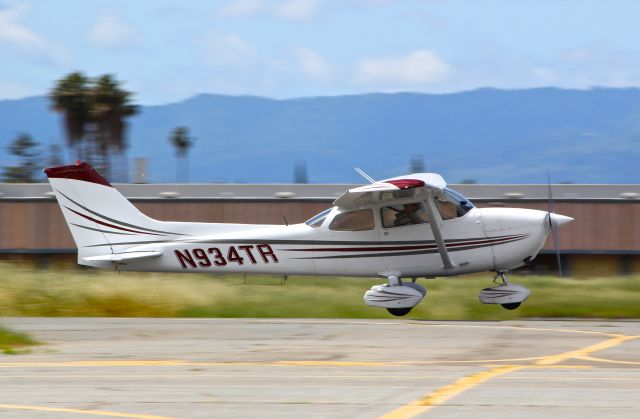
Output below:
[218,0,264,17]
[274,0,320,20]
[293,47,332,81]
[354,50,452,86]
[218,0,320,21]
[0,81,39,99]
[89,13,138,48]
[526,46,640,89]
[203,34,255,67]
[0,4,66,65]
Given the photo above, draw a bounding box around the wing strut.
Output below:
[423,193,456,270]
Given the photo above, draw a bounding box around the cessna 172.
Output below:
[44,161,573,316]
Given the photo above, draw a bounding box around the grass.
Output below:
[0,326,37,354]
[0,262,639,319]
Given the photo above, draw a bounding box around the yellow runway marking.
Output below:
[378,332,639,419]
[0,404,176,419]
[534,334,637,366]
[379,365,525,419]
[576,355,640,366]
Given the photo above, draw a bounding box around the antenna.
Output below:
[354,167,375,184]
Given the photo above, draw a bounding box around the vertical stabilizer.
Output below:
[44,162,180,260]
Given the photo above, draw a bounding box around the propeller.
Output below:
[546,171,563,277]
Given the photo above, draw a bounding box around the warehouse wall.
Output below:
[1,199,638,275]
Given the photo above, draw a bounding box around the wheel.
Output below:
[387,307,412,316]
[501,302,521,310]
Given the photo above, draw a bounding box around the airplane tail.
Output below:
[44,161,186,260]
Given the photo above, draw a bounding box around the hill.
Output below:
[1,88,639,183]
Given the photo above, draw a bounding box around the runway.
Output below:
[0,318,639,418]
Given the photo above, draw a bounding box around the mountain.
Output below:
[1,88,639,183]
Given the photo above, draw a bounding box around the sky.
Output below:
[2,0,640,105]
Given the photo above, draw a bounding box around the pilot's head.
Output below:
[405,203,420,212]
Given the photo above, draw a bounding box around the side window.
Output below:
[329,209,375,231]
[305,208,332,228]
[381,202,429,228]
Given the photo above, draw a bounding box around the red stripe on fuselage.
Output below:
[284,235,527,253]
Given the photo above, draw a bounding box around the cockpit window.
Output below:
[381,202,429,228]
[329,209,375,231]
[437,188,474,219]
[305,208,332,228]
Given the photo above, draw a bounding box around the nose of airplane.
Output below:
[549,213,574,228]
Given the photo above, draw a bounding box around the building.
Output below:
[1,182,639,276]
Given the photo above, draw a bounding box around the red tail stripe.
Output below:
[64,206,158,235]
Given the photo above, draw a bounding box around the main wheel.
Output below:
[501,302,521,310]
[387,307,412,316]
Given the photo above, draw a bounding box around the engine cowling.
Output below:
[364,282,427,309]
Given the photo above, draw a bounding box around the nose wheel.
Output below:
[493,273,522,309]
[387,307,413,316]
[479,272,530,310]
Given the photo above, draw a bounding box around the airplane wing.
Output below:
[334,173,446,209]
[83,250,162,262]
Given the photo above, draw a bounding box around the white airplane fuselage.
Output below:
[89,206,555,278]
[44,162,572,280]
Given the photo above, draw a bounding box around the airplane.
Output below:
[44,161,574,316]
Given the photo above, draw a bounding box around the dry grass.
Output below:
[0,262,639,319]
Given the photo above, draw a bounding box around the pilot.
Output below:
[394,203,425,226]
[437,199,458,220]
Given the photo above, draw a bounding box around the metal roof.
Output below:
[0,183,639,201]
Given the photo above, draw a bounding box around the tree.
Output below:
[50,72,138,178]
[50,72,90,159]
[169,126,194,182]
[2,134,41,183]
[89,74,138,179]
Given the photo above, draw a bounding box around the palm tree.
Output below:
[169,126,194,182]
[50,73,138,178]
[50,72,90,160]
[90,75,138,178]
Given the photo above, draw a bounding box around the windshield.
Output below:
[441,188,474,217]
[305,208,332,228]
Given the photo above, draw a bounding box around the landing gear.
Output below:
[387,307,413,316]
[479,272,530,310]
[364,275,427,316]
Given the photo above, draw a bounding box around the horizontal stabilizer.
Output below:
[83,250,162,262]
